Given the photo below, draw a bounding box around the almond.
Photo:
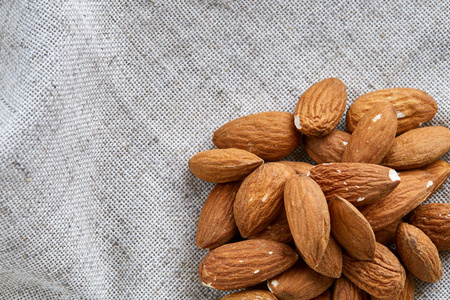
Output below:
[213,111,301,161]
[360,170,435,231]
[395,222,443,283]
[196,182,241,249]
[342,101,397,164]
[248,207,293,244]
[234,163,294,237]
[284,175,330,268]
[420,160,450,200]
[294,78,347,136]
[199,239,298,290]
[189,148,263,183]
[303,129,351,164]
[267,262,335,300]
[329,196,376,260]
[332,276,369,300]
[381,126,450,170]
[408,203,450,251]
[220,290,278,300]
[310,235,342,278]
[370,271,415,300]
[312,290,331,300]
[342,243,406,300]
[277,161,314,175]
[308,163,400,207]
[374,219,402,247]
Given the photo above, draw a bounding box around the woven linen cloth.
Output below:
[0,1,449,299]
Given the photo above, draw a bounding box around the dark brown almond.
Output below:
[332,276,369,300]
[220,290,278,300]
[374,219,402,247]
[303,129,351,164]
[312,289,331,300]
[277,161,314,175]
[311,235,343,278]
[248,207,293,244]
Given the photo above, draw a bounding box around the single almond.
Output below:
[308,163,401,207]
[312,289,331,300]
[408,203,450,251]
[328,196,375,260]
[213,111,301,161]
[420,160,450,200]
[381,126,450,170]
[395,222,443,283]
[219,290,278,300]
[343,243,406,300]
[360,170,435,231]
[303,129,351,164]
[346,88,437,135]
[284,175,330,268]
[199,239,298,290]
[370,271,415,300]
[196,182,241,249]
[248,207,293,244]
[189,148,263,183]
[309,235,342,278]
[277,161,314,175]
[294,78,347,136]
[342,101,397,164]
[332,275,369,300]
[234,163,294,237]
[267,262,335,300]
[374,218,402,247]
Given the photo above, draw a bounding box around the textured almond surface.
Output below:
[309,163,400,207]
[303,129,351,164]
[220,290,278,300]
[370,271,415,300]
[311,289,331,300]
[346,88,437,134]
[199,239,298,290]
[277,161,314,175]
[234,163,294,237]
[342,101,397,164]
[196,182,240,249]
[374,219,402,247]
[343,243,406,300]
[248,207,293,244]
[284,175,330,268]
[395,223,442,283]
[332,276,369,300]
[310,235,342,278]
[409,203,450,250]
[360,170,435,231]
[329,196,375,260]
[381,126,450,170]
[213,111,301,161]
[267,262,335,300]
[294,78,347,136]
[189,148,263,183]
[420,160,450,200]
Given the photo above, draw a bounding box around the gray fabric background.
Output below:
[0,1,448,299]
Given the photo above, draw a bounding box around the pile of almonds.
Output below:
[188,78,450,300]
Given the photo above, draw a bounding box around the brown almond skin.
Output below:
[220,290,278,300]
[267,262,335,300]
[329,196,376,260]
[381,126,450,170]
[374,219,402,247]
[284,175,330,269]
[277,161,314,175]
[309,163,401,207]
[395,223,443,283]
[360,170,435,231]
[199,239,298,290]
[342,243,406,300]
[234,163,294,238]
[196,182,241,249]
[342,101,397,164]
[312,289,331,300]
[332,276,369,300]
[213,111,301,161]
[248,207,293,244]
[310,235,343,278]
[370,271,415,300]
[189,148,263,183]
[303,130,351,164]
[409,203,450,250]
[420,160,450,200]
[294,78,347,136]
[346,88,437,135]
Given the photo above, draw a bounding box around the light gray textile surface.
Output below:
[0,1,449,299]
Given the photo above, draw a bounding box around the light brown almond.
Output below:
[343,243,406,300]
[267,262,335,300]
[234,163,294,237]
[248,207,293,244]
[294,78,347,136]
[189,148,263,183]
[213,111,301,161]
[342,101,397,164]
[408,203,450,251]
[220,290,278,300]
[329,196,376,260]
[303,130,351,164]
[374,219,402,247]
[332,276,369,300]
[370,271,415,300]
[199,239,298,290]
[309,163,401,207]
[310,235,342,278]
[360,170,435,231]
[312,289,331,300]
[395,222,442,283]
[346,88,437,135]
[420,160,450,200]
[284,175,330,268]
[381,126,450,170]
[196,182,240,249]
[277,161,314,175]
